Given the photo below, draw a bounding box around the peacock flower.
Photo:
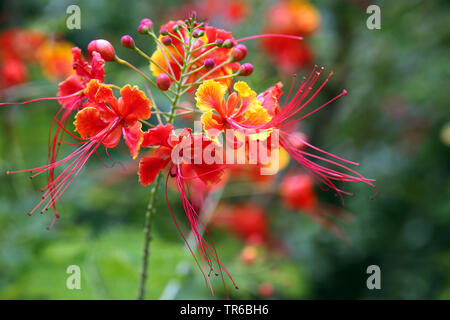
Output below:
[266,0,321,36]
[75,79,151,159]
[211,203,270,245]
[7,80,151,227]
[196,80,272,137]
[259,68,376,202]
[261,0,320,72]
[37,40,75,80]
[280,171,353,239]
[195,67,376,201]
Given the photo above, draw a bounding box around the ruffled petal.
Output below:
[90,51,105,82]
[201,110,224,134]
[138,156,170,186]
[142,123,174,148]
[73,107,108,138]
[234,81,257,99]
[195,80,226,113]
[123,121,144,159]
[119,85,152,122]
[57,74,85,110]
[243,103,272,126]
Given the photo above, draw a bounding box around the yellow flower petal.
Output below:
[244,103,272,126]
[195,80,226,112]
[234,81,256,99]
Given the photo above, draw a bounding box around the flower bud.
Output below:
[160,28,169,36]
[192,29,204,38]
[231,44,247,62]
[204,58,215,70]
[223,39,235,49]
[138,24,149,34]
[156,74,171,91]
[120,35,135,49]
[87,39,115,61]
[239,63,253,76]
[140,18,153,29]
[162,36,172,46]
[172,24,181,32]
[215,39,224,47]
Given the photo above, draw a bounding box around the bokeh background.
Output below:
[0,0,449,299]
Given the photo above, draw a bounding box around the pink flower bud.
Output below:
[231,44,247,62]
[204,58,215,70]
[215,39,224,47]
[120,35,135,49]
[87,39,115,61]
[138,24,149,34]
[160,28,169,36]
[223,39,235,49]
[239,63,254,76]
[162,36,172,46]
[140,18,153,29]
[156,74,171,91]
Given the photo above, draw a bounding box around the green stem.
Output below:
[137,173,162,300]
[137,26,195,300]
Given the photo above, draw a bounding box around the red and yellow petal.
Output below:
[73,107,107,138]
[243,103,272,126]
[122,121,144,160]
[138,156,170,186]
[201,110,224,130]
[195,80,226,113]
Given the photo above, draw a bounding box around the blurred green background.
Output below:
[0,0,449,299]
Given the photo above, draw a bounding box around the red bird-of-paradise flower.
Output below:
[6,79,151,226]
[195,67,377,202]
[138,123,237,294]
[1,46,108,221]
[196,80,272,137]
[211,203,270,245]
[280,171,317,210]
[260,0,321,72]
[280,171,353,239]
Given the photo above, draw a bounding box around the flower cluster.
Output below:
[0,28,74,94]
[260,0,321,72]
[1,14,375,296]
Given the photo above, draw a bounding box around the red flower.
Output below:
[260,0,320,72]
[280,172,317,210]
[7,80,151,227]
[57,47,105,111]
[261,37,313,72]
[212,204,269,245]
[0,58,27,87]
[75,79,151,159]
